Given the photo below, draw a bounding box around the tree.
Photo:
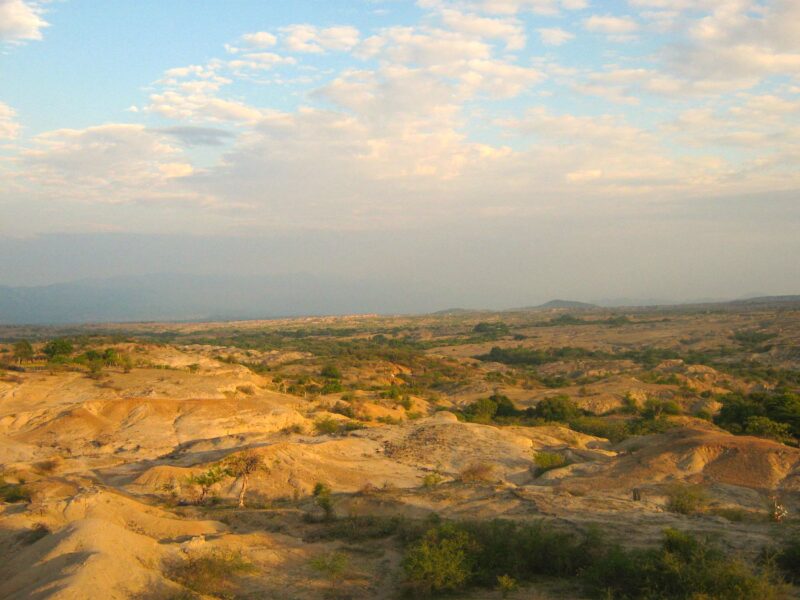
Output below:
[12,340,33,364]
[186,465,228,504]
[533,395,580,422]
[43,339,73,359]
[225,449,267,508]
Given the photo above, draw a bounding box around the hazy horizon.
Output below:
[2,1,799,320]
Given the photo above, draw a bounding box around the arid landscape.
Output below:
[1,299,799,599]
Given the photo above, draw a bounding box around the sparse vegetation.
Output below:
[165,550,255,597]
[0,478,31,503]
[665,483,709,515]
[458,462,495,483]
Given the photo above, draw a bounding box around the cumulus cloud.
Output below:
[240,31,277,48]
[437,9,526,50]
[281,24,360,53]
[19,124,203,205]
[7,0,800,237]
[0,0,46,42]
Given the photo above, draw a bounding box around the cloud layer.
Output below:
[1,0,799,241]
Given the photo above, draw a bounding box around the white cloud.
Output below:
[437,9,526,50]
[241,31,277,48]
[281,24,360,53]
[584,15,639,34]
[227,52,297,73]
[537,27,574,46]
[0,0,46,42]
[420,0,587,16]
[20,124,202,204]
[0,102,20,139]
[358,27,491,66]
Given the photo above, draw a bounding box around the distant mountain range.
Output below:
[0,275,797,325]
[0,273,435,325]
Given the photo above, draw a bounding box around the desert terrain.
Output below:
[1,300,799,599]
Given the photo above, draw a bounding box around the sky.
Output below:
[1,0,799,308]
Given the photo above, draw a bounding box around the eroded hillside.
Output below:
[1,306,799,599]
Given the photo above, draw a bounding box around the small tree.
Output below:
[186,465,228,504]
[225,449,267,508]
[43,339,73,360]
[313,482,334,520]
[13,340,34,364]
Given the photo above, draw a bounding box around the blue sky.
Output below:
[0,0,799,303]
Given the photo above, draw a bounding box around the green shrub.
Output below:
[463,397,498,423]
[43,338,73,359]
[743,416,793,444]
[309,551,349,582]
[314,416,342,435]
[422,472,444,488]
[568,416,630,443]
[584,528,783,600]
[403,523,478,594]
[313,482,334,520]
[665,483,708,515]
[533,451,568,476]
[534,395,580,422]
[496,574,518,598]
[320,364,343,379]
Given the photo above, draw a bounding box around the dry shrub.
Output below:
[458,462,495,483]
[165,550,254,597]
[359,482,379,495]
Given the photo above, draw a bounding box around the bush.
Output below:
[534,395,581,422]
[315,416,342,435]
[422,472,444,488]
[320,364,343,379]
[463,398,498,423]
[0,479,31,503]
[403,523,478,594]
[458,462,495,483]
[584,528,783,600]
[743,416,793,444]
[165,550,254,597]
[642,399,681,419]
[496,574,518,598]
[401,520,785,599]
[313,482,334,521]
[533,451,568,476]
[310,551,349,582]
[665,483,708,515]
[774,537,800,583]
